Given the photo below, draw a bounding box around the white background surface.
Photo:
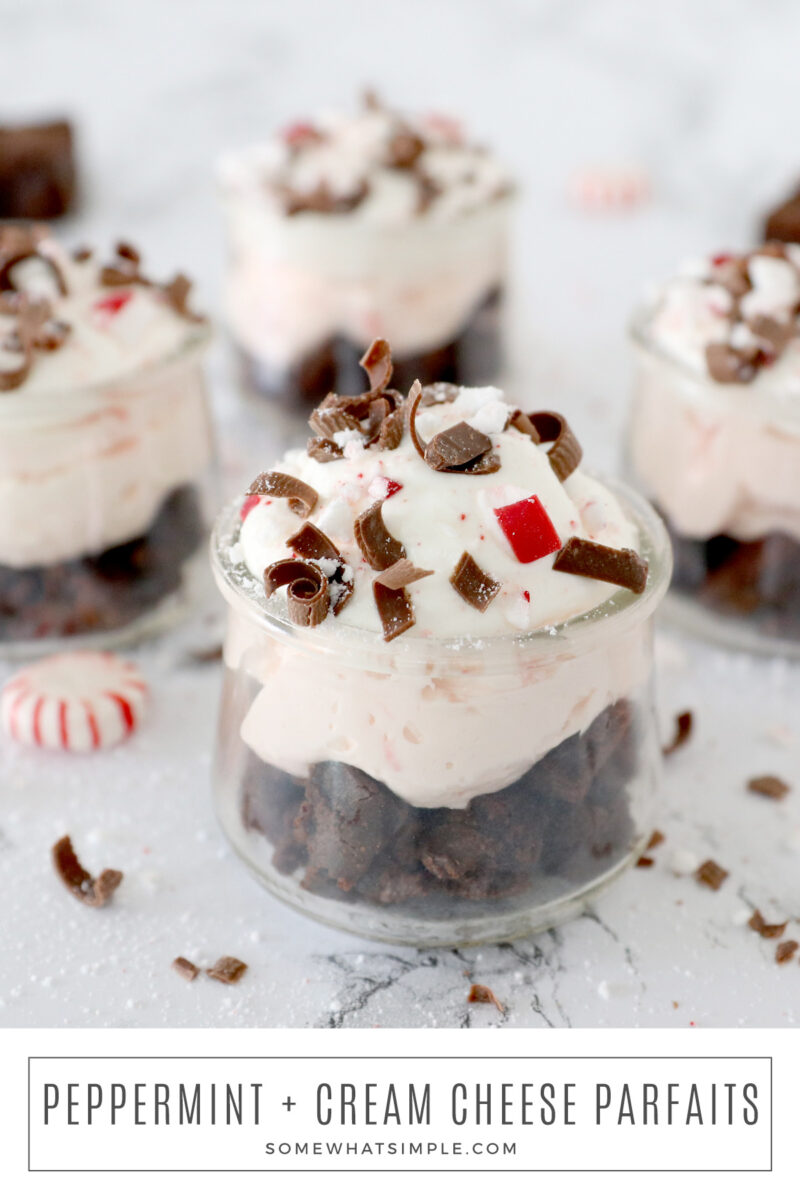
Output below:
[0,0,799,1029]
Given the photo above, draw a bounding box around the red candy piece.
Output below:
[239,495,261,522]
[711,252,733,266]
[494,495,562,564]
[94,290,133,317]
[383,478,403,498]
[282,122,318,147]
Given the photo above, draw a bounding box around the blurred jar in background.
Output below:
[0,226,214,655]
[218,94,515,411]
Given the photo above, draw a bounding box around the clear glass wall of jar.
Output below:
[629,311,800,656]
[211,480,671,948]
[220,187,515,411]
[0,326,214,655]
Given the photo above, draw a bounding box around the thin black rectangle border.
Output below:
[27,1055,773,1173]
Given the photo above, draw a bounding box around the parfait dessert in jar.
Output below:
[212,340,670,946]
[629,242,800,653]
[0,224,213,652]
[218,93,514,408]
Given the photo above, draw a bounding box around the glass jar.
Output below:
[0,326,214,655]
[211,480,671,948]
[220,189,514,411]
[629,311,800,656]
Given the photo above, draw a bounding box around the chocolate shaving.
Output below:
[450,551,501,612]
[282,180,369,217]
[359,337,393,397]
[695,859,728,891]
[374,559,434,589]
[162,272,205,323]
[264,559,329,627]
[172,956,200,981]
[373,581,415,642]
[307,437,343,462]
[776,940,798,964]
[286,521,353,614]
[748,909,788,939]
[706,342,760,384]
[100,242,149,288]
[553,537,649,594]
[747,314,795,354]
[377,406,405,450]
[525,411,582,481]
[421,381,460,407]
[309,406,362,440]
[0,224,67,295]
[406,380,427,459]
[385,129,425,170]
[247,470,318,518]
[509,410,541,440]
[635,856,655,868]
[663,710,694,756]
[747,774,790,800]
[51,835,123,907]
[424,421,493,472]
[467,983,505,1013]
[206,956,248,985]
[646,830,666,850]
[354,500,405,570]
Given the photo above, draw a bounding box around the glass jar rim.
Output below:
[210,473,672,675]
[0,322,212,426]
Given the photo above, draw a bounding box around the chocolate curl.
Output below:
[0,336,32,391]
[354,500,406,570]
[52,836,123,908]
[307,437,343,462]
[247,470,318,518]
[553,537,649,594]
[373,581,415,642]
[373,558,434,589]
[286,521,353,614]
[0,224,68,295]
[359,337,393,396]
[264,559,330,627]
[526,411,582,481]
[509,410,541,441]
[162,272,205,323]
[406,379,427,459]
[309,405,362,440]
[100,241,150,287]
[424,421,493,472]
[450,551,501,612]
[377,406,405,450]
[747,314,795,355]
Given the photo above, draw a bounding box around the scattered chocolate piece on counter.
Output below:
[354,499,406,570]
[553,537,649,594]
[450,551,501,612]
[635,855,655,868]
[264,559,329,627]
[775,940,798,965]
[525,411,583,481]
[748,909,788,939]
[51,835,123,907]
[172,956,200,982]
[206,956,248,985]
[247,470,318,518]
[0,120,75,219]
[186,643,223,665]
[663,711,694,756]
[424,421,493,472]
[646,830,666,850]
[373,580,415,642]
[695,859,728,891]
[373,559,434,589]
[747,774,790,800]
[468,983,505,1013]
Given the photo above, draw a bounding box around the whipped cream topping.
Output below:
[0,229,212,568]
[233,386,641,639]
[0,230,205,396]
[218,97,511,227]
[633,243,800,541]
[219,98,512,369]
[645,243,800,382]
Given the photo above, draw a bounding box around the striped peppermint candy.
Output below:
[1,652,148,752]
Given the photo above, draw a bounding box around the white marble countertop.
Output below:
[1,0,799,1028]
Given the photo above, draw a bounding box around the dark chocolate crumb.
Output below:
[51,835,123,907]
[775,939,798,964]
[468,983,505,1013]
[635,855,655,868]
[747,774,790,800]
[748,909,788,939]
[172,956,200,982]
[206,956,248,985]
[695,859,728,891]
[663,710,694,756]
[646,830,666,850]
